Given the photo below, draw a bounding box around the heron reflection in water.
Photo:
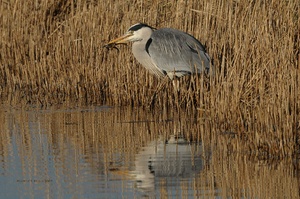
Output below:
[131,135,206,195]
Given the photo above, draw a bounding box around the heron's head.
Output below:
[107,23,154,45]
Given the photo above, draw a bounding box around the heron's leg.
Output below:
[172,77,180,109]
[148,75,169,108]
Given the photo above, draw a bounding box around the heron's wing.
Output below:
[147,28,211,78]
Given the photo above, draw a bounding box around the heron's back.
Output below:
[148,28,211,78]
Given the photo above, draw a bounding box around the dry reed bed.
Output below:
[0,0,299,156]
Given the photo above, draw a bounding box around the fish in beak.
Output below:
[104,31,133,50]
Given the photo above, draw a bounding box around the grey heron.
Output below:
[106,23,213,79]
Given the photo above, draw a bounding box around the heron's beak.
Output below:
[107,32,133,45]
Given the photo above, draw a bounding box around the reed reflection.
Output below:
[0,105,299,198]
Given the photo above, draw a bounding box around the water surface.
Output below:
[0,105,298,198]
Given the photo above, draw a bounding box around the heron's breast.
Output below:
[132,43,165,78]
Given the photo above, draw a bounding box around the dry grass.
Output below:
[0,0,299,156]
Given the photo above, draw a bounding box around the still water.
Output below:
[0,105,299,198]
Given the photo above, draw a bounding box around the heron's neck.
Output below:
[131,38,164,78]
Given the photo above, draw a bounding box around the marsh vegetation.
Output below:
[0,0,299,157]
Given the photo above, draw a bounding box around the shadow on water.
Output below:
[0,105,299,198]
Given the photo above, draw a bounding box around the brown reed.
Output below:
[0,0,299,156]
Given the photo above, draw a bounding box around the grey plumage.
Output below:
[107,23,212,79]
[147,28,211,78]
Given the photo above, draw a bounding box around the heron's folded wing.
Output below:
[148,28,210,76]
